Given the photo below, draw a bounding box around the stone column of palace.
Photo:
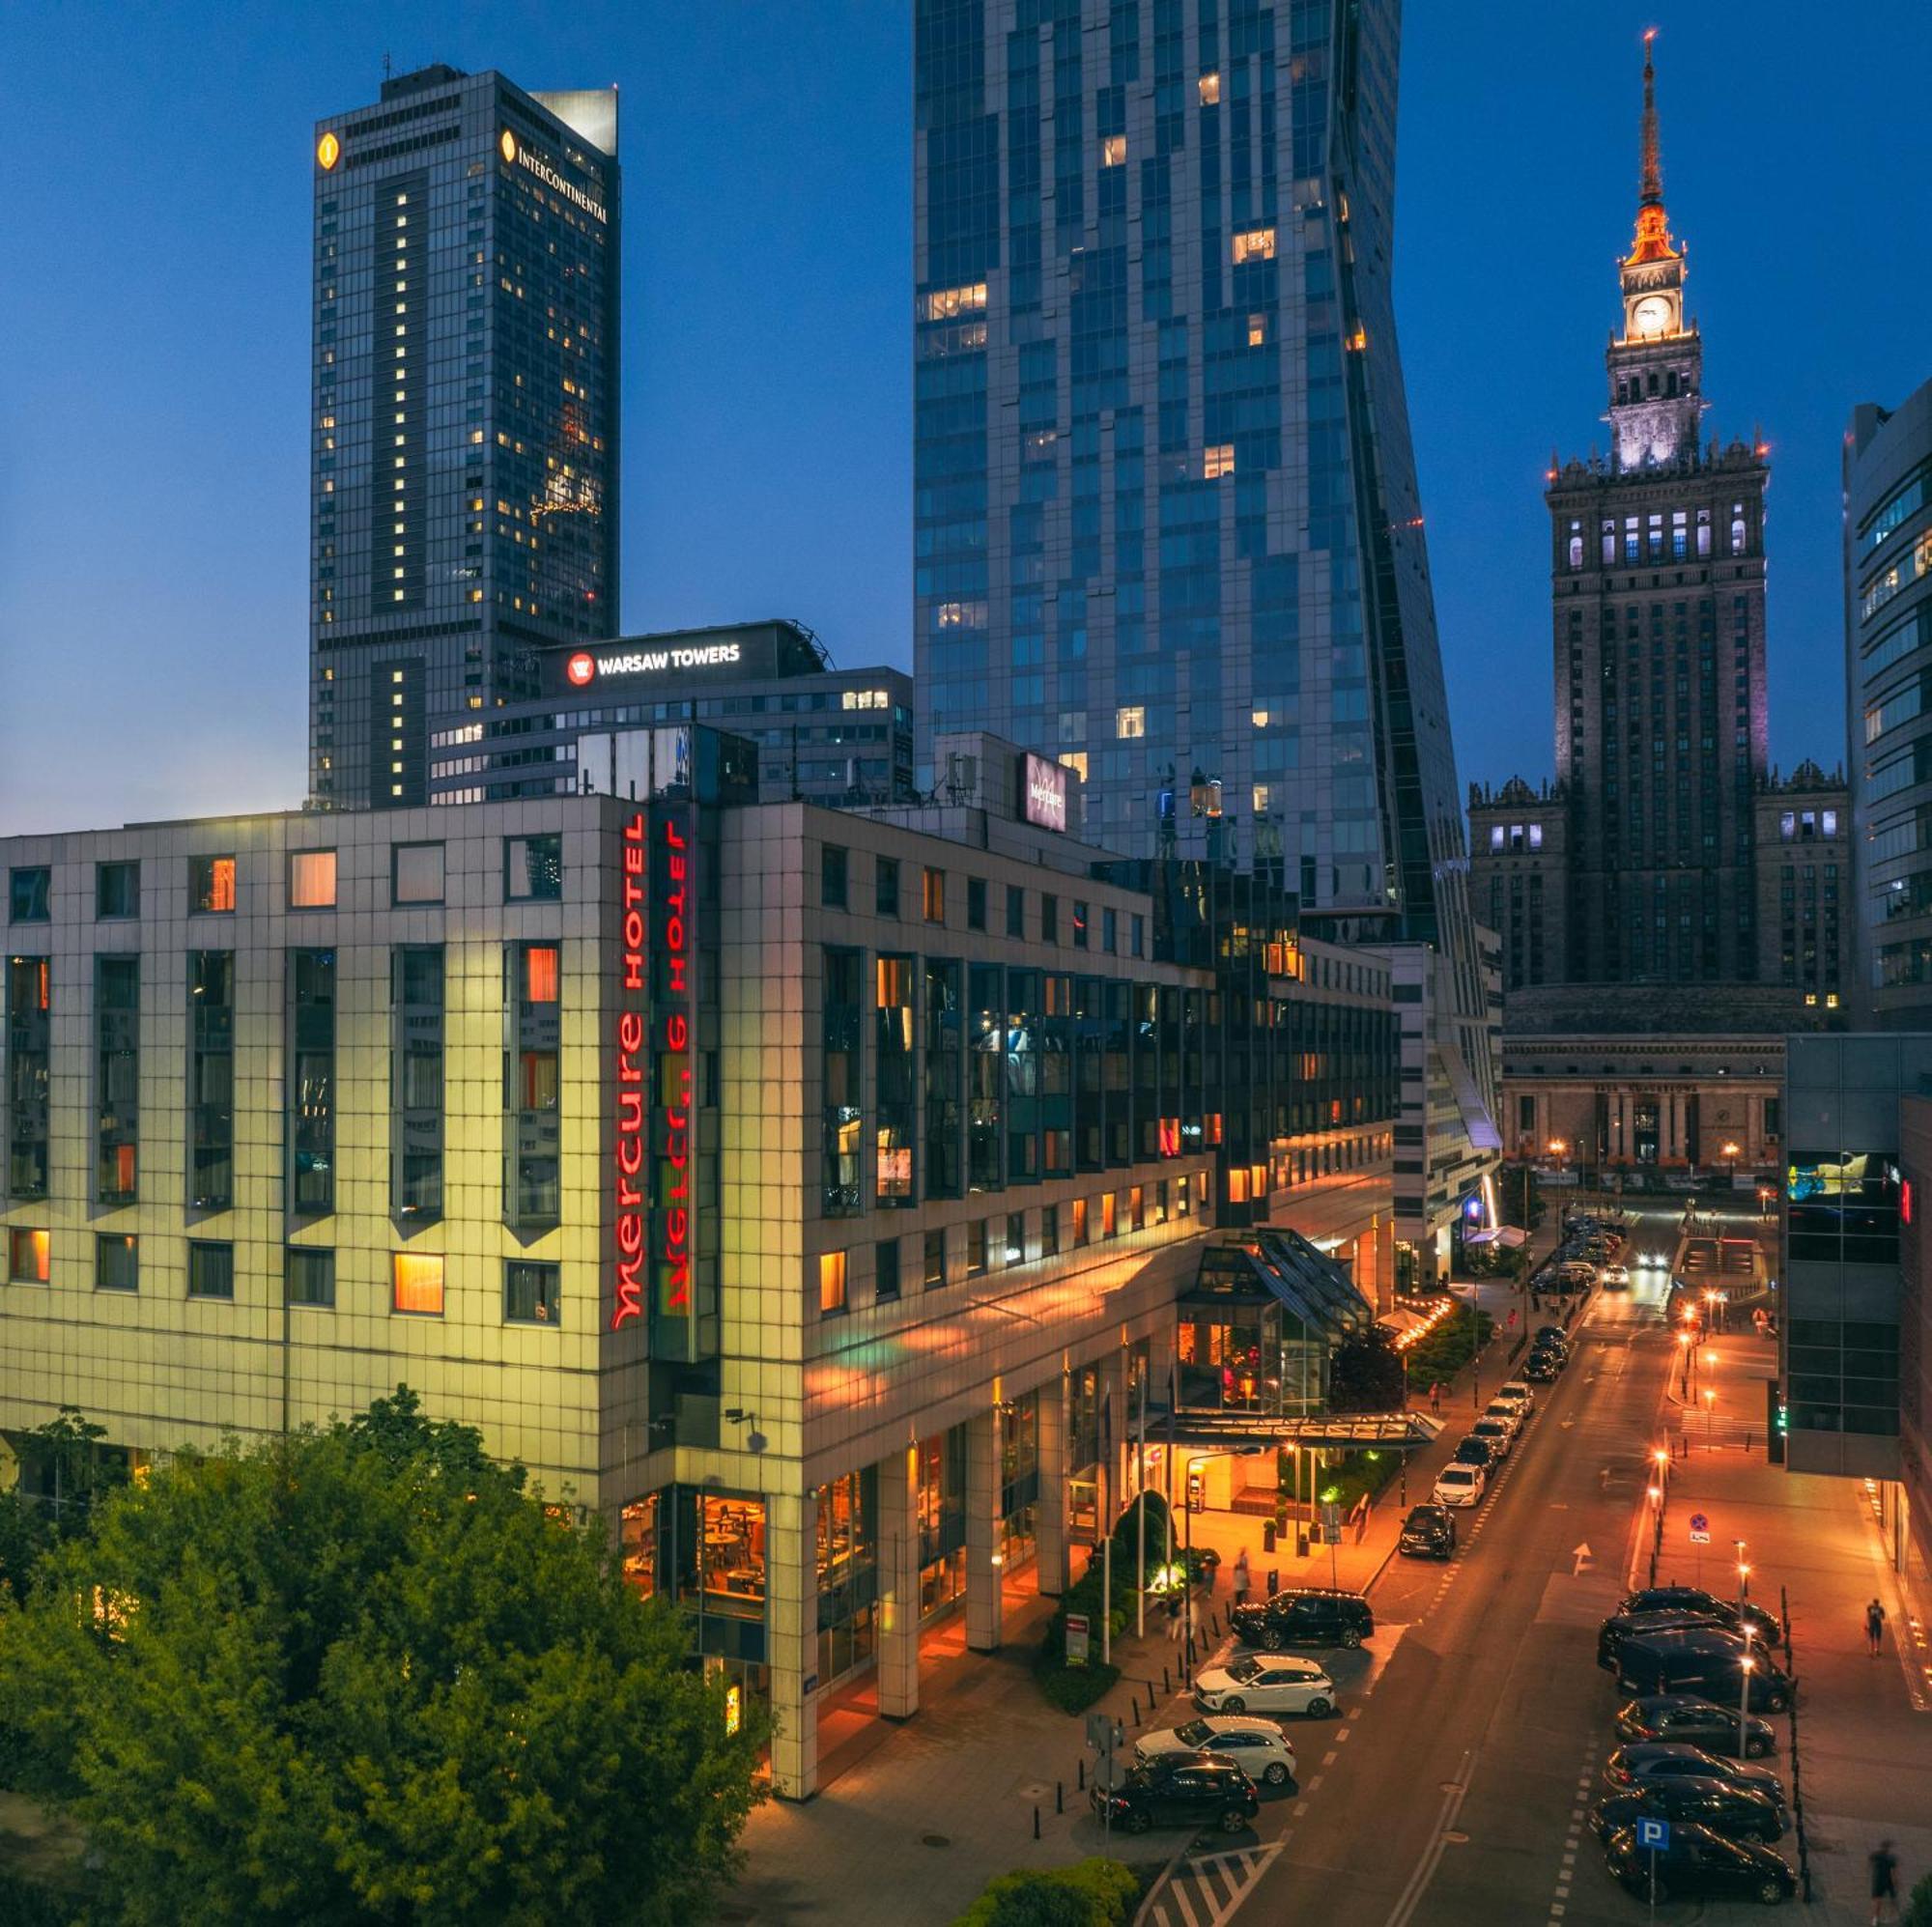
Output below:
[875,1440,922,1720]
[1036,1371,1070,1597]
[764,1488,818,1799]
[965,1408,1004,1652]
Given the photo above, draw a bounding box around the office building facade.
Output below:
[1543,39,1769,986]
[1846,376,1932,1023]
[309,66,620,811]
[429,620,917,809]
[1,749,1397,1798]
[913,0,1495,1265]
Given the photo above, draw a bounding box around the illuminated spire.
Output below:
[1625,30,1678,266]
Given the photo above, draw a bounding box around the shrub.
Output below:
[955,1857,1141,1927]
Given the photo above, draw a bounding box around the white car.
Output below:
[1602,1262,1630,1288]
[1434,1463,1486,1508]
[1191,1656,1337,1720]
[1482,1399,1524,1437]
[1470,1416,1514,1459]
[1638,1249,1667,1268]
[1137,1715,1299,1787]
[1495,1381,1535,1414]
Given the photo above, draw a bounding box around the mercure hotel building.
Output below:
[1,735,1396,1795]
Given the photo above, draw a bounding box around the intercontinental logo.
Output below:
[499,128,608,224]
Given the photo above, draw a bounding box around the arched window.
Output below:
[1569,535,1584,569]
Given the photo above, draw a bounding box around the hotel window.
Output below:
[876,856,900,918]
[394,947,444,1221]
[964,876,988,931]
[8,867,50,924]
[10,1227,49,1283]
[98,1233,139,1293]
[289,949,336,1216]
[95,955,139,1205]
[1041,894,1059,944]
[7,955,51,1201]
[188,950,234,1210]
[186,1240,233,1301]
[504,833,562,901]
[96,861,139,921]
[507,943,560,1224]
[504,1260,560,1324]
[1199,70,1221,103]
[392,1252,444,1316]
[285,1246,334,1308]
[819,1250,848,1314]
[876,955,916,1205]
[1101,133,1125,166]
[1231,227,1276,264]
[1116,706,1146,739]
[1005,1212,1026,1265]
[923,958,963,1200]
[1205,443,1236,480]
[923,866,947,922]
[875,1236,901,1303]
[1102,907,1118,953]
[189,856,237,915]
[923,1229,946,1289]
[969,964,1005,1192]
[289,849,338,910]
[966,1218,988,1276]
[823,949,864,1214]
[1007,886,1025,938]
[1072,901,1089,949]
[391,842,444,906]
[1072,1196,1089,1245]
[1042,1204,1061,1255]
[821,843,848,909]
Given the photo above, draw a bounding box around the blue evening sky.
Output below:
[1,1,1924,834]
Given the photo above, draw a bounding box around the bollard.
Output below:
[1163,1664,1171,1694]
[1034,1804,1041,1841]
[1129,1693,1139,1725]
[1077,1758,1085,1791]
[1056,1780,1064,1815]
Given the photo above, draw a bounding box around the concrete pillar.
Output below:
[1099,1348,1132,1536]
[765,1488,818,1800]
[965,1409,1003,1653]
[876,1442,921,1720]
[1037,1374,1069,1598]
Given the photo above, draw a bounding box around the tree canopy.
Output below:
[1326,1323,1407,1414]
[0,1389,764,1926]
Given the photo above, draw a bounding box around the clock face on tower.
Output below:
[1633,295,1673,338]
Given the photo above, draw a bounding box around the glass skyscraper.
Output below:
[913,0,1495,1261]
[308,66,619,809]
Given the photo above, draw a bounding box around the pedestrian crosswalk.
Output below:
[1144,1842,1284,1927]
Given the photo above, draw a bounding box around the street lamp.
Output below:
[1703,1385,1717,1449]
[1722,1140,1741,1193]
[1735,1539,1750,1608]
[1677,1329,1694,1397]
[1738,1629,1756,1752]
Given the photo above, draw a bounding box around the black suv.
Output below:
[1453,1435,1498,1471]
[1398,1504,1456,1561]
[1092,1753,1259,1835]
[1522,1350,1562,1383]
[1604,1823,1795,1906]
[1592,1775,1784,1845]
[1597,1607,1731,1669]
[1617,1586,1781,1644]
[1230,1587,1374,1652]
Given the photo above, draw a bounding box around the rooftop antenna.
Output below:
[383,50,392,81]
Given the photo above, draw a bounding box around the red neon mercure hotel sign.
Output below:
[613,813,647,1327]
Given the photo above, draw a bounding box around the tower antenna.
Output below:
[1638,30,1662,209]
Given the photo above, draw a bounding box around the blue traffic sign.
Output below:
[1688,1512,1709,1532]
[1636,1818,1671,1851]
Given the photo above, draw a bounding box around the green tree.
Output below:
[0,1406,128,1604]
[1326,1324,1406,1414]
[1903,1866,1932,1927]
[955,1859,1140,1927]
[0,1388,765,1926]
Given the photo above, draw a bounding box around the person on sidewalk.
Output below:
[1164,1590,1182,1644]
[1231,1547,1251,1612]
[1429,1381,1442,1414]
[1866,1598,1889,1657]
[1869,1841,1899,1924]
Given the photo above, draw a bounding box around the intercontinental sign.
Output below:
[500,129,608,224]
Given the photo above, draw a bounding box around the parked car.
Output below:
[1613,1694,1777,1759]
[1136,1716,1298,1788]
[1617,1587,1782,1645]
[1398,1504,1457,1560]
[1091,1753,1260,1835]
[1229,1586,1373,1652]
[1597,1608,1732,1670]
[1483,1399,1524,1435]
[1605,1743,1786,1814]
[1470,1417,1514,1459]
[1453,1435,1499,1473]
[1434,1462,1485,1508]
[1616,1629,1794,1712]
[1522,1350,1561,1383]
[1592,1775,1785,1845]
[1191,1655,1338,1718]
[1603,1823,1796,1906]
[1534,1324,1570,1347]
[1496,1379,1536,1412]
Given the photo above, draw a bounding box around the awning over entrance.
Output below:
[1141,1408,1445,1453]
[1464,1225,1528,1249]
[1180,1228,1375,1343]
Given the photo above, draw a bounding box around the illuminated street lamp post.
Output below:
[1738,1628,1756,1754]
[1703,1384,1717,1450]
[1721,1140,1741,1194]
[1735,1539,1750,1608]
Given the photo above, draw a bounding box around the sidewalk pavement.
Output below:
[1645,1329,1932,1922]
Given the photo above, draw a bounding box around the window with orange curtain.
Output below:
[10,1229,50,1283]
[392,1252,444,1315]
[524,944,559,1005]
[190,855,236,914]
[289,849,337,909]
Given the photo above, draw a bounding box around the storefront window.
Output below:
[917,1426,968,1617]
[814,1469,878,1686]
[620,1493,659,1597]
[691,1494,766,1618]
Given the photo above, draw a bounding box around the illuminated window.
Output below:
[1205,443,1236,480]
[1101,1192,1118,1237]
[390,842,444,906]
[819,1250,848,1315]
[1116,706,1146,739]
[918,282,988,322]
[392,1252,445,1316]
[1247,313,1265,347]
[1253,784,1270,813]
[505,1260,560,1324]
[1232,227,1276,264]
[524,944,559,1005]
[1199,71,1221,103]
[1101,134,1126,166]
[289,850,337,909]
[923,866,947,923]
[10,1228,49,1283]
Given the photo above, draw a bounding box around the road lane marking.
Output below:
[1380,1746,1474,1927]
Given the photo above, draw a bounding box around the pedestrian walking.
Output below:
[1866,1598,1889,1657]
[1187,1590,1205,1649]
[1869,1840,1899,1925]
[1429,1381,1442,1414]
[1164,1590,1182,1644]
[1231,1547,1251,1611]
